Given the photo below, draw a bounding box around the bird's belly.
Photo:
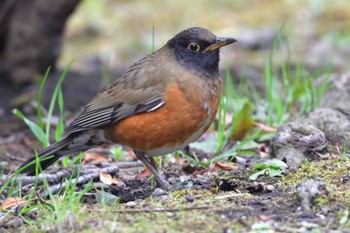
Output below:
[109,82,219,155]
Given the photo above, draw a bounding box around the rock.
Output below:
[168,176,177,185]
[116,181,126,188]
[318,73,350,117]
[271,121,328,169]
[125,201,137,208]
[185,180,194,189]
[185,194,194,202]
[265,185,275,192]
[297,179,326,211]
[307,108,350,149]
[152,188,166,197]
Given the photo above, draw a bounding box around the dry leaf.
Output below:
[259,215,271,221]
[254,122,277,133]
[214,162,238,171]
[0,197,26,211]
[138,168,152,178]
[100,173,119,186]
[231,102,254,140]
[83,152,109,164]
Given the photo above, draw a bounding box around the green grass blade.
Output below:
[12,109,47,147]
[55,87,64,142]
[37,67,51,129]
[46,63,72,145]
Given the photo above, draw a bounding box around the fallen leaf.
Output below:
[231,102,254,140]
[83,152,109,164]
[214,162,238,171]
[254,122,277,132]
[190,136,218,154]
[138,168,152,178]
[177,157,187,165]
[259,215,271,221]
[100,173,119,186]
[240,140,259,150]
[0,197,27,211]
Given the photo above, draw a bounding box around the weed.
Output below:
[249,159,287,180]
[13,64,72,148]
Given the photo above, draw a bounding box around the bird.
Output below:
[17,27,237,191]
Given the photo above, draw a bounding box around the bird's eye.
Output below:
[187,42,200,52]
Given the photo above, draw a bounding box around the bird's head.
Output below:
[166,27,237,76]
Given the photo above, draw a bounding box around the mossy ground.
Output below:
[1,158,347,232]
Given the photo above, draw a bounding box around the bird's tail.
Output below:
[18,136,75,176]
[18,129,108,175]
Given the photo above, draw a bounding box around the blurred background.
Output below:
[0,0,349,119]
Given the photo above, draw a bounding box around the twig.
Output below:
[214,193,247,199]
[99,160,144,169]
[254,122,277,133]
[87,205,212,213]
[1,169,73,188]
[1,161,144,187]
[4,153,27,162]
[40,165,120,198]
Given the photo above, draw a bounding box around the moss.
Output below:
[279,159,350,209]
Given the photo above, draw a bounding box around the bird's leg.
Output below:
[134,151,173,191]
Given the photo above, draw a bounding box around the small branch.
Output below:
[4,153,27,162]
[87,205,212,213]
[1,161,144,187]
[40,165,120,198]
[1,169,74,188]
[214,193,247,199]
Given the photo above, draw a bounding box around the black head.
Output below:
[167,27,237,76]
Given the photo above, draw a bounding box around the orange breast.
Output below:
[109,82,219,152]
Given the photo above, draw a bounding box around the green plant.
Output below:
[110,147,127,161]
[249,159,287,180]
[13,64,71,148]
[261,25,332,126]
[336,142,349,161]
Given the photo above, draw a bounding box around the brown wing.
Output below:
[62,49,172,137]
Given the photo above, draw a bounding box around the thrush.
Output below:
[17,27,237,191]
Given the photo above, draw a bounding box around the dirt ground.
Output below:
[1,124,350,232]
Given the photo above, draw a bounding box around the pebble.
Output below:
[185,181,194,189]
[166,212,176,218]
[152,188,166,196]
[158,195,170,201]
[185,194,194,202]
[179,175,189,183]
[116,181,126,188]
[266,185,275,192]
[125,201,137,208]
[168,177,177,185]
[0,161,8,169]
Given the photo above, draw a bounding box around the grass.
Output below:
[0,63,94,229]
[12,64,72,148]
